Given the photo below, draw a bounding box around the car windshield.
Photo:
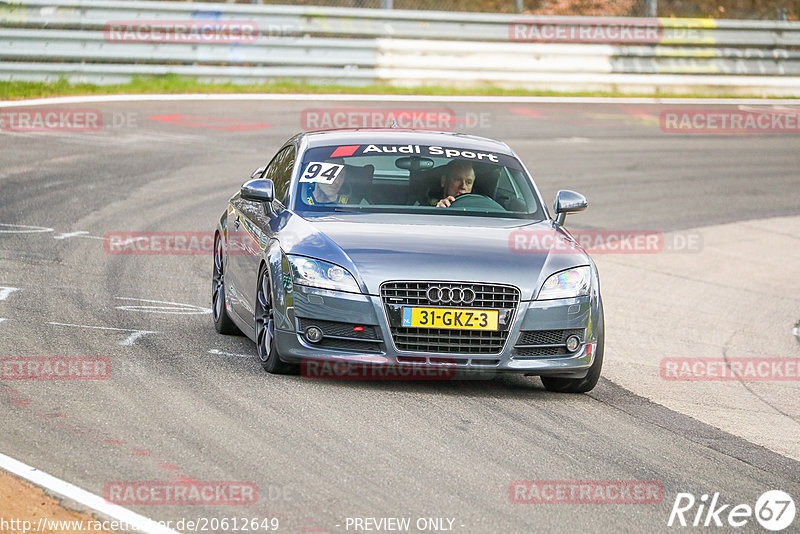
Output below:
[292,143,545,220]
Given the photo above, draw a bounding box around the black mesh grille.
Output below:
[514,329,585,359]
[517,329,584,346]
[515,346,568,357]
[297,318,379,340]
[390,327,507,354]
[381,281,518,309]
[381,281,519,355]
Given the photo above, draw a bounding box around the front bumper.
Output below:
[276,285,601,377]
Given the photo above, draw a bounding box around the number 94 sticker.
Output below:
[299,162,344,184]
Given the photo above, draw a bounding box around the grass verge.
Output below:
[0,75,794,100]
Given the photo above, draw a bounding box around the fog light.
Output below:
[565,335,581,352]
[305,326,323,343]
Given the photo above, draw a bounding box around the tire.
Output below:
[541,305,604,393]
[212,233,242,335]
[255,265,296,374]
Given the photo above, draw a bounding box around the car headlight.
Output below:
[287,255,360,293]
[537,266,591,300]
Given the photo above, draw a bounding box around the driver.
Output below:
[435,160,475,208]
[305,166,351,205]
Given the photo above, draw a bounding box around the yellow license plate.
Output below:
[401,307,499,331]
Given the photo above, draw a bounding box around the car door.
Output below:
[225,168,260,325]
[228,145,296,324]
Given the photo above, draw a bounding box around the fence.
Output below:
[1,0,799,95]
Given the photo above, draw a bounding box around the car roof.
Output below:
[301,129,514,156]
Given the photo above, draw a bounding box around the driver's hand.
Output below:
[436,196,456,208]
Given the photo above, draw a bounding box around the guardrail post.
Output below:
[381,0,393,9]
[516,0,524,13]
[647,0,657,17]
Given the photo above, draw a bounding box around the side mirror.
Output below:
[241,178,275,203]
[553,190,587,225]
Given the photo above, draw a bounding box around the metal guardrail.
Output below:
[2,0,800,95]
[5,0,800,44]
[0,29,378,67]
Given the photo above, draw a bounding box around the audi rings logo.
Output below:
[426,286,476,305]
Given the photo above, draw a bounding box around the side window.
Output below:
[263,146,295,205]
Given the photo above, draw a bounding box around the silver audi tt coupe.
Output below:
[212,130,604,392]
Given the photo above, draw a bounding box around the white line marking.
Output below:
[47,322,159,346]
[117,305,201,314]
[0,287,20,301]
[51,230,109,241]
[115,297,211,315]
[119,331,151,346]
[208,349,255,359]
[2,94,800,108]
[0,223,53,234]
[0,452,179,534]
[53,231,90,240]
[0,318,7,324]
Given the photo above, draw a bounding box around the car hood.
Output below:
[281,213,591,300]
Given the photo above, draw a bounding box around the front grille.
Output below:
[381,281,518,309]
[381,281,520,355]
[392,327,507,354]
[514,328,585,359]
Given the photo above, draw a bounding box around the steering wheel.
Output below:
[448,194,505,212]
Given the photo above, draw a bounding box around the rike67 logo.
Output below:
[668,490,795,531]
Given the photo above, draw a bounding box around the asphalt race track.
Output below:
[1,98,799,533]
